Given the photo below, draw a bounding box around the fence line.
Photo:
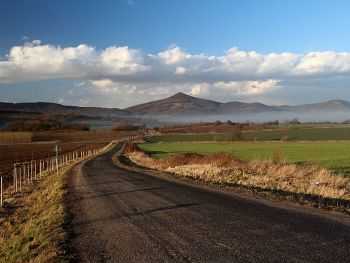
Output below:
[0,140,117,208]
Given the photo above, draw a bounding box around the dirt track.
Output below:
[66,145,350,262]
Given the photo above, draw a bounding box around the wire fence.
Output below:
[0,141,115,207]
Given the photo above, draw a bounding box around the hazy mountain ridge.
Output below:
[2,93,350,120]
[126,92,350,116]
[0,102,130,117]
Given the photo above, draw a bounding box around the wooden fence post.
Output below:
[13,164,17,193]
[19,166,22,192]
[1,176,3,207]
[30,161,33,182]
[23,164,27,184]
[39,160,42,178]
[56,155,59,176]
[27,163,30,183]
[34,160,37,180]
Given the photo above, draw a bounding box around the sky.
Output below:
[1,0,350,108]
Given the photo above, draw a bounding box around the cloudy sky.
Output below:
[1,0,350,108]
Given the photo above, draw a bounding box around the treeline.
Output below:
[3,119,90,132]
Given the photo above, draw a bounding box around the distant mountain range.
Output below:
[126,92,350,116]
[2,93,350,121]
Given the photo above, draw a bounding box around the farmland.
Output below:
[147,125,350,142]
[0,129,129,186]
[0,130,128,144]
[0,141,105,186]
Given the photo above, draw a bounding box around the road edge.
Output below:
[112,142,350,226]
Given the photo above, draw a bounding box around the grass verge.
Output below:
[124,143,350,212]
[0,167,71,263]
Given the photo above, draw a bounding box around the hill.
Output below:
[0,102,130,117]
[126,92,221,115]
[126,93,350,116]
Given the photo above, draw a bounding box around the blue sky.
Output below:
[1,0,350,107]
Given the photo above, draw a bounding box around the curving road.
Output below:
[66,144,350,263]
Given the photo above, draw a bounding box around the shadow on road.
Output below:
[73,202,200,226]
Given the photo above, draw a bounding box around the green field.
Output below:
[147,125,350,142]
[138,141,350,175]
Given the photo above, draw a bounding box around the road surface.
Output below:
[66,144,350,262]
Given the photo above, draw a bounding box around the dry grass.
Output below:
[127,148,350,201]
[0,166,70,263]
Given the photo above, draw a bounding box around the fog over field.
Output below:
[152,111,350,123]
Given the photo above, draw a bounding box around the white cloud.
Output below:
[90,79,114,88]
[213,80,279,95]
[190,83,210,96]
[187,80,279,102]
[294,51,350,75]
[3,41,350,84]
[157,46,190,64]
[175,66,187,75]
[3,40,350,106]
[99,46,148,74]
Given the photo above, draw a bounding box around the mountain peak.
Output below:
[126,92,220,114]
[170,92,192,99]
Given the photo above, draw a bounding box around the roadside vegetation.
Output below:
[124,143,350,207]
[0,166,70,263]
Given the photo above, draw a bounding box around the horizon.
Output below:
[2,1,350,108]
[2,91,350,110]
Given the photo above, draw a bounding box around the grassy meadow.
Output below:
[138,141,350,175]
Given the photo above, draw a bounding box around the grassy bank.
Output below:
[0,167,70,263]
[139,141,350,175]
[125,147,350,204]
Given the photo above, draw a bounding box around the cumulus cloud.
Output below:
[189,80,279,100]
[2,41,350,83]
[2,40,350,106]
[190,83,210,96]
[213,80,279,95]
[294,51,350,75]
[89,79,116,94]
[99,46,148,74]
[157,47,190,64]
[175,66,187,75]
[0,41,146,83]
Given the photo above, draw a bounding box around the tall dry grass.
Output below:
[126,147,350,201]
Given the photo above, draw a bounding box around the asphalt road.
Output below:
[66,145,350,263]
